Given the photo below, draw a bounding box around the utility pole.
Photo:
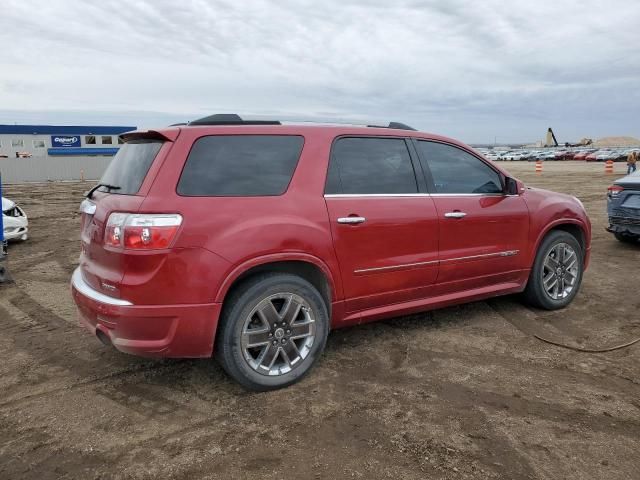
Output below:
[0,171,14,284]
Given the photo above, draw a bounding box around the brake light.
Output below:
[607,185,624,199]
[105,213,182,249]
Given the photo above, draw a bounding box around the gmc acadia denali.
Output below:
[72,114,591,390]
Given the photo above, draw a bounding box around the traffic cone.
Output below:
[535,161,543,174]
[605,160,614,174]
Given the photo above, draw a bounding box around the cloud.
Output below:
[1,0,639,142]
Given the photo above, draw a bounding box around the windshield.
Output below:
[98,140,163,195]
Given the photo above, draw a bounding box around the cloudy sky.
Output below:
[1,0,639,143]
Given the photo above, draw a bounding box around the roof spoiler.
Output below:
[119,129,179,142]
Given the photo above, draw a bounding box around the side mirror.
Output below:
[504,176,521,195]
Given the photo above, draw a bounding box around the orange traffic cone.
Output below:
[605,160,614,174]
[535,161,543,174]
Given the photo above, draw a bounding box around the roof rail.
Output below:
[184,114,416,131]
[368,121,417,131]
[188,114,281,126]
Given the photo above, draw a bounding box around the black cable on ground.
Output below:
[488,300,640,353]
[532,333,640,353]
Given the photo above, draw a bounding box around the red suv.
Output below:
[72,114,591,390]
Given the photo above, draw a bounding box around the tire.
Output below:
[614,232,638,244]
[523,231,584,310]
[216,273,329,391]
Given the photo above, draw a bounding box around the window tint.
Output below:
[99,140,163,194]
[12,139,24,148]
[177,135,304,196]
[416,141,503,194]
[326,137,417,194]
[101,136,113,144]
[85,135,96,145]
[33,140,45,148]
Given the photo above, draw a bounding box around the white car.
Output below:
[595,151,612,161]
[2,197,28,241]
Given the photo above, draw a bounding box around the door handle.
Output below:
[337,216,366,225]
[444,212,467,219]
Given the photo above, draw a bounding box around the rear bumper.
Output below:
[607,216,640,236]
[71,268,221,358]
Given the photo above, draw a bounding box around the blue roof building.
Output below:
[0,124,136,157]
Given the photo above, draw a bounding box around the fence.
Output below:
[0,156,112,183]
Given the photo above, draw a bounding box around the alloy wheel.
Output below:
[541,242,580,300]
[240,293,316,376]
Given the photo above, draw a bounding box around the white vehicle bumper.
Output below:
[3,207,28,241]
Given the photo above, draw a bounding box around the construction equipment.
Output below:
[545,128,559,147]
[546,128,593,148]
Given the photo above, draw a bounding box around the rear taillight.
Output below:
[607,185,624,199]
[105,213,182,250]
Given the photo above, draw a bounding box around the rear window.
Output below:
[98,140,163,195]
[177,135,304,196]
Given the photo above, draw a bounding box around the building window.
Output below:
[85,135,96,145]
[101,136,113,145]
[33,139,45,148]
[12,139,24,148]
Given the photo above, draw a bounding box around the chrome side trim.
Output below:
[354,260,439,274]
[325,193,430,198]
[441,250,519,264]
[324,193,508,198]
[71,268,133,306]
[429,193,504,197]
[354,250,519,274]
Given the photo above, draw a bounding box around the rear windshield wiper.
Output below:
[86,183,121,199]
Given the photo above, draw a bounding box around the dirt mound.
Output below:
[593,136,640,147]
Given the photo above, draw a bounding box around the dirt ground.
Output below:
[0,161,638,480]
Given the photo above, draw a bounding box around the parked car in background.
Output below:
[71,115,592,390]
[573,151,589,160]
[607,171,640,243]
[498,151,515,161]
[2,197,29,241]
[538,151,557,161]
[618,149,639,162]
[585,151,599,162]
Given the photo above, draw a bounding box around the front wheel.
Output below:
[216,273,329,391]
[523,231,584,310]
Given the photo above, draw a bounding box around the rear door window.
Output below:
[177,135,304,196]
[325,137,418,194]
[416,141,503,194]
[99,140,163,194]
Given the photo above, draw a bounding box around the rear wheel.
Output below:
[216,273,329,391]
[523,231,584,310]
[614,232,638,244]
